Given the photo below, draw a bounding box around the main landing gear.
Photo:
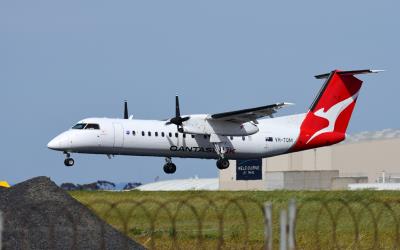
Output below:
[64,152,74,167]
[216,158,230,170]
[213,142,230,170]
[163,157,176,174]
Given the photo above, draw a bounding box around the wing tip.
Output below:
[278,102,295,107]
[283,102,295,106]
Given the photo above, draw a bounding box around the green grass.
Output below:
[70,190,400,249]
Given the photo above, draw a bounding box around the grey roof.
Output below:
[136,178,219,191]
[345,129,400,143]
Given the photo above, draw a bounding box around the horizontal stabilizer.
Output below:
[315,69,384,79]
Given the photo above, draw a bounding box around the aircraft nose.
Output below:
[47,133,70,151]
[47,138,59,150]
[47,139,57,149]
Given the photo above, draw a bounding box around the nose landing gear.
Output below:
[163,157,176,174]
[63,152,74,167]
[64,158,75,167]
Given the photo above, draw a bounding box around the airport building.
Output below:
[219,129,400,190]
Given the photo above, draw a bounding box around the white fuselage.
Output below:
[48,69,380,170]
[48,114,305,160]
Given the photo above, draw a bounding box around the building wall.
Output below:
[220,137,400,190]
[284,170,339,190]
[264,146,332,171]
[264,171,339,190]
[263,137,400,181]
[331,138,400,182]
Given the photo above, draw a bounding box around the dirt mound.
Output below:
[0,176,145,250]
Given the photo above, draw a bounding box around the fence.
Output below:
[2,196,400,249]
[0,211,3,250]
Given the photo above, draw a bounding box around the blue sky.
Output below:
[1,0,399,184]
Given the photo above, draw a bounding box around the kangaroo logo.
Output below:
[306,91,359,144]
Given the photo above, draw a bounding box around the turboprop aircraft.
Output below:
[48,69,382,174]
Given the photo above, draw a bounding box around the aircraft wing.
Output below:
[209,102,294,123]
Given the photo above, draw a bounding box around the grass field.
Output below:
[70,190,400,249]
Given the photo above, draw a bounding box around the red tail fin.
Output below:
[291,69,379,152]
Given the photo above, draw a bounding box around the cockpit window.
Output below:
[85,123,100,130]
[72,123,87,129]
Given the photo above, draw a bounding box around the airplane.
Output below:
[48,69,382,174]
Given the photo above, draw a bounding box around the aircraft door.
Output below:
[113,123,124,149]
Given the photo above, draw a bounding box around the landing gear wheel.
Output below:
[216,158,230,170]
[64,158,74,167]
[163,163,176,174]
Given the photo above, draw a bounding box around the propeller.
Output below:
[124,100,129,119]
[167,95,189,132]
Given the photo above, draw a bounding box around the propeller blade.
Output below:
[124,100,128,119]
[166,95,190,131]
[181,116,190,122]
[169,116,180,125]
[176,95,181,118]
[177,126,183,133]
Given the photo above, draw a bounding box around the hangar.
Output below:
[219,129,400,190]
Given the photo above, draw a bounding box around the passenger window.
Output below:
[142,131,145,136]
[191,135,195,138]
[132,131,136,136]
[169,132,172,137]
[148,131,151,136]
[155,132,158,137]
[175,133,178,138]
[162,132,165,137]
